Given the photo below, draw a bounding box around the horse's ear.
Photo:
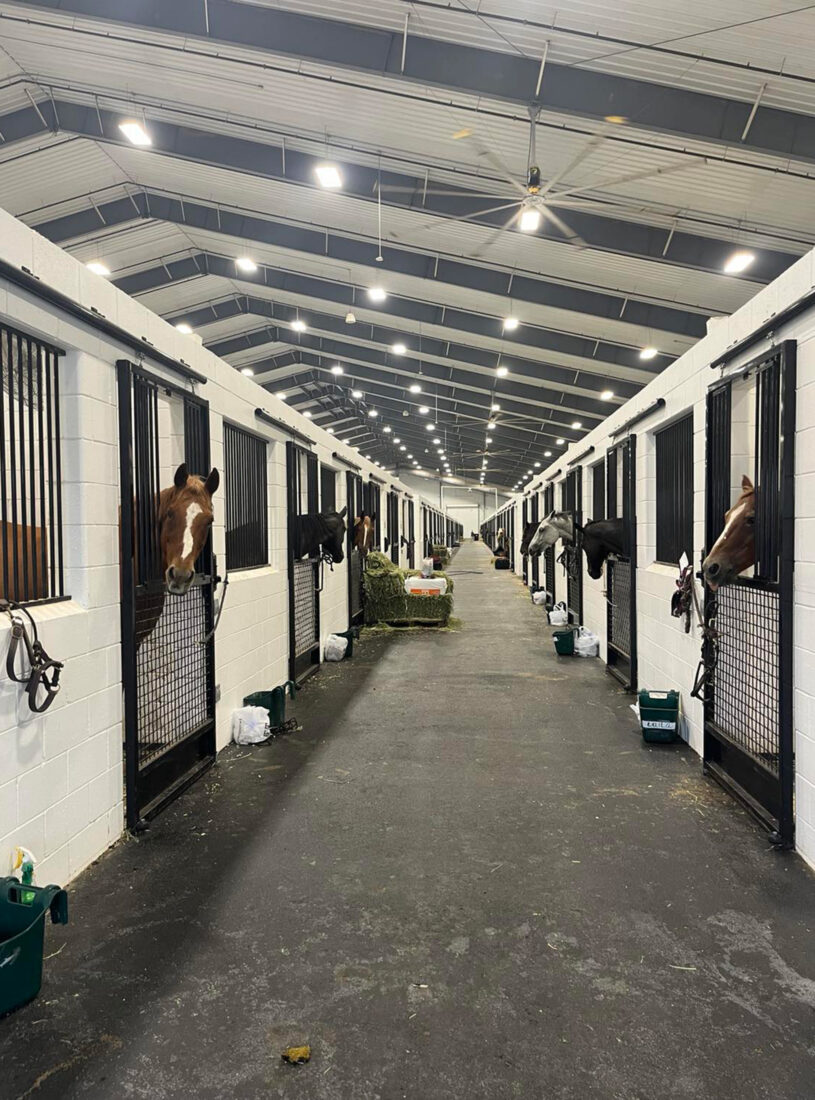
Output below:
[742,474,754,493]
[173,463,189,489]
[338,505,347,519]
[204,468,220,497]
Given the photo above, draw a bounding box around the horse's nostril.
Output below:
[707,562,720,577]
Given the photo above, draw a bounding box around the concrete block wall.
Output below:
[0,207,457,883]
[486,247,815,871]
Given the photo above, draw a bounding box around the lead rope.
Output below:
[1,599,64,713]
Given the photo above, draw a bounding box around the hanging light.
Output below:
[519,207,541,232]
[235,257,257,273]
[330,364,344,375]
[86,261,110,276]
[118,119,151,146]
[315,163,342,189]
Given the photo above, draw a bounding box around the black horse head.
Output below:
[293,507,347,563]
[320,507,347,564]
[520,520,541,556]
[580,518,627,580]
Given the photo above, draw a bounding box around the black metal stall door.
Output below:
[530,495,540,588]
[605,437,638,691]
[702,344,795,846]
[287,441,320,683]
[521,498,529,583]
[118,362,216,831]
[543,485,556,598]
[387,491,400,564]
[346,471,364,628]
[561,470,583,624]
[407,500,416,567]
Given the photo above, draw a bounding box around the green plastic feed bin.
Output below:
[639,690,680,743]
[0,877,68,1017]
[553,628,576,656]
[244,681,296,729]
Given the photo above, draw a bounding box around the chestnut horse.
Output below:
[701,475,754,591]
[353,513,375,556]
[159,464,220,595]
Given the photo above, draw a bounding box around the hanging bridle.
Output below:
[1,599,64,713]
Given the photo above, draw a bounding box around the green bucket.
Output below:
[0,877,68,1017]
[244,681,296,729]
[638,689,680,743]
[553,628,576,656]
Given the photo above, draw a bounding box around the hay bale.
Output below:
[363,550,453,624]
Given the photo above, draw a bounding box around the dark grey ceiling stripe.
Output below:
[19,0,815,163]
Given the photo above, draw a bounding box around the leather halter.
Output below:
[2,600,64,713]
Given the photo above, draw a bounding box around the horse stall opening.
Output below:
[117,361,216,830]
[346,470,364,628]
[561,468,583,625]
[605,436,638,691]
[407,498,416,568]
[286,441,320,684]
[387,490,400,564]
[701,343,796,846]
[543,484,556,600]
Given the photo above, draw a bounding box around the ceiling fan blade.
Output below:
[405,202,520,236]
[552,159,706,201]
[470,209,522,257]
[379,186,511,199]
[539,126,612,198]
[472,137,529,197]
[540,206,590,251]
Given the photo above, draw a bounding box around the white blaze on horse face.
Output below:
[182,502,202,562]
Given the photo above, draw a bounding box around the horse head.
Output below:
[321,506,347,564]
[528,510,574,556]
[353,513,375,556]
[520,521,541,556]
[580,518,627,580]
[702,475,754,591]
[159,463,219,596]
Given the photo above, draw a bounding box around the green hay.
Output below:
[363,550,453,625]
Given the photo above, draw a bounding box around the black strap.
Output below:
[2,602,64,713]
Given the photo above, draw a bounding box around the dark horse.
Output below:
[292,506,347,563]
[520,521,541,557]
[580,518,627,580]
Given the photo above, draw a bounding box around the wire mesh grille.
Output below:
[134,584,212,767]
[293,558,318,657]
[709,582,780,774]
[349,548,363,619]
[608,559,632,658]
[565,546,581,623]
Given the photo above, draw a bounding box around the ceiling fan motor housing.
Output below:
[527,165,542,192]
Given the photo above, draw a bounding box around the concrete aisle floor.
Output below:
[3,540,815,1099]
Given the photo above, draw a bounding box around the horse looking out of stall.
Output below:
[520,521,542,557]
[292,506,347,563]
[701,475,755,591]
[353,513,375,556]
[527,510,574,556]
[580,518,627,580]
[160,464,219,596]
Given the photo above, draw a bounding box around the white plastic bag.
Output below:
[548,601,568,625]
[232,705,271,745]
[574,627,600,658]
[421,557,434,578]
[404,576,448,596]
[324,633,349,661]
[532,589,548,607]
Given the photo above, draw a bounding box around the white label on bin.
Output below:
[643,720,676,730]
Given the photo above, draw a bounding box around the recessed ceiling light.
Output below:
[527,469,533,475]
[384,425,392,434]
[534,461,541,468]
[496,366,509,378]
[86,261,110,276]
[400,445,406,451]
[572,421,582,429]
[601,389,614,400]
[503,316,519,331]
[407,453,413,459]
[556,437,564,445]
[241,367,254,377]
[392,342,407,355]
[433,437,440,444]
[639,347,657,361]
[327,427,334,434]
[235,257,257,273]
[487,421,496,429]
[368,286,387,302]
[486,436,493,443]
[351,389,363,399]
[175,322,193,335]
[418,405,429,415]
[425,423,434,431]
[409,383,422,394]
[315,163,342,189]
[291,319,307,333]
[394,437,401,443]
[303,410,312,418]
[330,364,344,375]
[276,391,287,400]
[491,403,500,412]
[724,250,755,275]
[368,409,378,418]
[544,450,552,457]
[118,119,151,146]
[345,311,356,324]
[440,453,446,459]
[519,207,541,233]
[366,454,372,460]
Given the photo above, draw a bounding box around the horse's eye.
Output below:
[746,515,755,526]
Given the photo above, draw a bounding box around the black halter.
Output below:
[2,600,64,713]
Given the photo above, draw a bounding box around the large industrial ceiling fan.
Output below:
[382,108,705,256]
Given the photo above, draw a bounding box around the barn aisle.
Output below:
[3,540,815,1099]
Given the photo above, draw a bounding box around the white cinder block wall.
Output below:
[0,208,456,885]
[485,247,815,872]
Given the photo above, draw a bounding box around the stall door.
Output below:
[287,442,320,683]
[561,470,583,624]
[347,471,364,628]
[605,438,637,691]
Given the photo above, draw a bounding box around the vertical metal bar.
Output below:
[17,334,28,601]
[27,338,37,598]
[36,344,47,598]
[0,329,8,600]
[778,341,796,847]
[45,348,56,597]
[117,362,140,831]
[8,332,19,601]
